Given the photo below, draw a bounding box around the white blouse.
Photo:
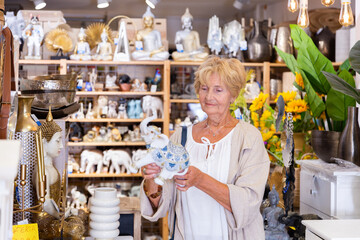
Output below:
[181,125,234,240]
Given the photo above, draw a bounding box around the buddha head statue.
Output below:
[181,8,193,30]
[100,28,108,43]
[40,107,63,159]
[142,6,155,29]
[268,185,280,207]
[78,27,86,42]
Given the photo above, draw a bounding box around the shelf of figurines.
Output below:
[68,173,142,178]
[68,141,146,147]
[67,118,163,123]
[76,91,164,97]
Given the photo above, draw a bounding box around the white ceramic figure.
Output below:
[134,99,144,119]
[96,126,110,142]
[113,21,130,61]
[22,15,44,59]
[142,95,163,118]
[86,102,95,119]
[131,79,147,92]
[117,103,128,119]
[105,74,118,89]
[107,100,118,118]
[129,116,190,185]
[132,149,147,163]
[80,150,104,174]
[93,29,113,61]
[223,20,242,57]
[172,8,208,61]
[70,28,92,61]
[131,7,169,61]
[88,68,97,92]
[68,155,80,173]
[207,15,223,55]
[127,99,136,119]
[96,96,109,118]
[75,102,85,119]
[5,11,25,40]
[70,186,87,209]
[103,149,132,174]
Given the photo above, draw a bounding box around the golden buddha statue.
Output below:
[70,28,92,61]
[131,7,169,61]
[172,8,208,61]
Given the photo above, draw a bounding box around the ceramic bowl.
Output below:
[90,213,120,223]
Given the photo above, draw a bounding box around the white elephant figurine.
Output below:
[80,150,105,174]
[129,116,190,185]
[142,96,163,118]
[70,186,87,209]
[103,149,132,174]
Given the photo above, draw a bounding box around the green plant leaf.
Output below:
[274,46,298,74]
[301,69,325,118]
[339,59,351,72]
[349,40,360,75]
[290,24,314,50]
[323,71,360,104]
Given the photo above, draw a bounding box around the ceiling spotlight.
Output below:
[233,0,250,10]
[33,0,46,10]
[146,0,160,9]
[97,0,111,9]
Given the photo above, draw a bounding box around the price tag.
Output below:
[176,44,184,53]
[240,41,247,51]
[135,41,143,50]
[150,85,157,92]
[12,223,39,240]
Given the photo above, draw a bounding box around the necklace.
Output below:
[205,118,232,137]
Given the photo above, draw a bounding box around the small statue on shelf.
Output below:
[70,28,92,61]
[207,15,223,55]
[105,74,118,90]
[85,102,95,119]
[22,15,44,60]
[92,29,113,61]
[131,7,169,61]
[107,100,118,118]
[222,20,242,57]
[87,68,97,91]
[80,150,104,174]
[172,8,208,61]
[131,78,147,92]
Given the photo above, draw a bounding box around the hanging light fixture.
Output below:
[339,0,354,27]
[297,0,309,28]
[321,0,335,7]
[287,0,299,13]
[97,0,111,9]
[33,0,46,10]
[145,0,160,9]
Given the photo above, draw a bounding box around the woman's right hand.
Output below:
[141,163,161,180]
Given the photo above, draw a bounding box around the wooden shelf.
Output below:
[66,60,165,66]
[76,91,164,96]
[67,118,163,123]
[68,141,146,147]
[170,99,199,103]
[19,59,62,65]
[68,173,142,178]
[269,62,343,67]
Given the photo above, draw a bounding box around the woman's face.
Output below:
[198,73,234,118]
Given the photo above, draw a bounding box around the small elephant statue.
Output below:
[103,149,132,174]
[129,116,189,185]
[80,150,105,174]
[142,96,163,118]
[70,186,87,209]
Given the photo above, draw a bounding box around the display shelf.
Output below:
[170,99,199,103]
[269,62,343,67]
[76,91,164,96]
[18,59,62,65]
[68,173,142,178]
[68,141,146,147]
[170,61,265,67]
[67,118,163,123]
[66,60,165,66]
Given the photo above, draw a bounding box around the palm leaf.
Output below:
[274,46,298,74]
[349,40,360,75]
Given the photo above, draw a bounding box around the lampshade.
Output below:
[33,0,46,10]
[97,0,110,8]
[146,0,160,9]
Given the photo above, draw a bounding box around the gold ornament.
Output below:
[45,28,73,53]
[39,106,62,142]
[85,23,113,50]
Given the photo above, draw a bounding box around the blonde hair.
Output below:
[194,56,246,99]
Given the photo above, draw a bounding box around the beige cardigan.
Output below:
[140,120,270,240]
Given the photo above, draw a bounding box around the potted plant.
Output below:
[275,24,357,162]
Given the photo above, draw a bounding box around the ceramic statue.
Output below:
[222,20,242,57]
[107,100,118,118]
[263,186,290,240]
[86,102,95,119]
[105,74,118,89]
[103,149,132,174]
[70,28,92,61]
[129,116,190,185]
[22,15,44,60]
[131,7,169,61]
[117,103,128,119]
[142,95,163,118]
[207,15,223,55]
[131,79,148,92]
[96,126,110,142]
[134,99,144,119]
[127,99,136,119]
[88,68,97,91]
[70,186,87,209]
[5,11,25,40]
[113,21,130,61]
[172,8,208,61]
[80,150,104,174]
[132,149,148,164]
[96,96,108,118]
[93,29,113,61]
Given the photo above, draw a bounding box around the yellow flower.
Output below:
[295,72,305,90]
[249,92,269,112]
[275,91,297,103]
[293,114,302,121]
[262,131,275,141]
[285,99,308,113]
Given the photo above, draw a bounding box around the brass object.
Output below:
[15,96,38,132]
[85,23,113,49]
[40,106,62,142]
[45,28,73,53]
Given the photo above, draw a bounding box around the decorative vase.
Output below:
[311,130,341,163]
[89,187,120,240]
[274,25,293,63]
[313,26,335,62]
[247,21,272,62]
[337,107,360,166]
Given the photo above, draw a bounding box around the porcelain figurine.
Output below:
[142,95,163,118]
[132,149,148,163]
[96,96,108,118]
[129,116,189,185]
[88,68,97,92]
[105,74,118,90]
[134,99,144,119]
[69,122,84,142]
[110,127,122,142]
[127,99,136,119]
[70,28,92,61]
[96,126,110,142]
[83,130,97,142]
[113,21,130,61]
[85,102,95,119]
[5,11,25,40]
[80,150,104,174]
[93,29,113,61]
[70,186,87,209]
[22,15,44,59]
[131,7,169,61]
[172,8,208,61]
[107,100,118,118]
[131,79,148,92]
[103,149,132,174]
[117,103,128,119]
[207,15,223,55]
[222,20,242,57]
[74,102,85,119]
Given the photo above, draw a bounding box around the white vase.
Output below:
[89,187,120,240]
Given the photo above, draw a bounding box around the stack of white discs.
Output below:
[89,187,120,240]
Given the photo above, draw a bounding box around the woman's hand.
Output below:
[173,166,203,191]
[141,163,161,180]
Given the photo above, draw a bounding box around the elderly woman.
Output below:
[141,56,270,239]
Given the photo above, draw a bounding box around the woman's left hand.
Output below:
[174,166,203,191]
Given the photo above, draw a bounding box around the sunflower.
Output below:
[285,99,308,113]
[249,92,269,112]
[295,72,305,90]
[275,91,297,103]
